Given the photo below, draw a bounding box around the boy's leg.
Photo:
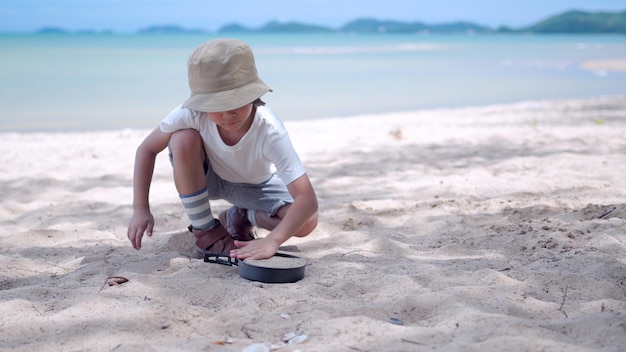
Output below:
[253,204,318,238]
[169,129,235,257]
[169,129,217,230]
[220,174,316,239]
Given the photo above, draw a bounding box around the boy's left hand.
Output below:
[230,238,280,260]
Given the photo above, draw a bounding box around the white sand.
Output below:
[580,59,626,72]
[1,96,625,351]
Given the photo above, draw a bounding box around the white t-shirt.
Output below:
[160,105,306,185]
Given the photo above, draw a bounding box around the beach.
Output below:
[1,95,625,351]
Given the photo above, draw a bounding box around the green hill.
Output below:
[216,11,626,34]
[31,9,626,35]
[257,21,333,33]
[137,25,204,34]
[522,10,626,33]
[217,21,333,34]
[216,19,491,34]
[338,19,490,33]
[339,19,430,33]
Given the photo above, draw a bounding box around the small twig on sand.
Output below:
[31,303,43,316]
[559,285,569,318]
[98,276,129,293]
[402,338,425,345]
[598,206,617,219]
[341,249,377,257]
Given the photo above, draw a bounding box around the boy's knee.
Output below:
[169,129,203,158]
[295,212,318,238]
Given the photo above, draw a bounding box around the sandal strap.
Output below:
[189,221,233,250]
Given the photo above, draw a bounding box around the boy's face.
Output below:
[206,103,254,133]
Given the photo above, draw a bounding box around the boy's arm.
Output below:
[127,127,171,250]
[266,173,318,245]
[231,173,318,259]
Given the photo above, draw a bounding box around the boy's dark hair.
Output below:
[253,98,266,107]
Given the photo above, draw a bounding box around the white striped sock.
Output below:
[180,187,215,230]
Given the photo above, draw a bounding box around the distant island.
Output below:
[521,10,626,33]
[35,9,626,35]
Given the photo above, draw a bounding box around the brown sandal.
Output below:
[218,206,256,241]
[188,221,237,259]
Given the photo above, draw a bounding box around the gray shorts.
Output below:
[169,149,293,217]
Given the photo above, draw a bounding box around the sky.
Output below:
[0,0,624,33]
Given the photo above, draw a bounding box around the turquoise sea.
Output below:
[0,33,625,132]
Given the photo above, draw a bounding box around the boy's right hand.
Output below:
[127,209,154,250]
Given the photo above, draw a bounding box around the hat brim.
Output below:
[182,79,272,113]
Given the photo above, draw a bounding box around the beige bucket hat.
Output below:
[182,39,272,112]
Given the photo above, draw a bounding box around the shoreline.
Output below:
[1,95,625,351]
[2,94,626,134]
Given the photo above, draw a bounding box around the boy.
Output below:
[127,39,318,260]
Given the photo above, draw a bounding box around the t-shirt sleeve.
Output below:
[160,105,201,133]
[267,134,307,185]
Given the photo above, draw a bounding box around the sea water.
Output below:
[0,33,625,132]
